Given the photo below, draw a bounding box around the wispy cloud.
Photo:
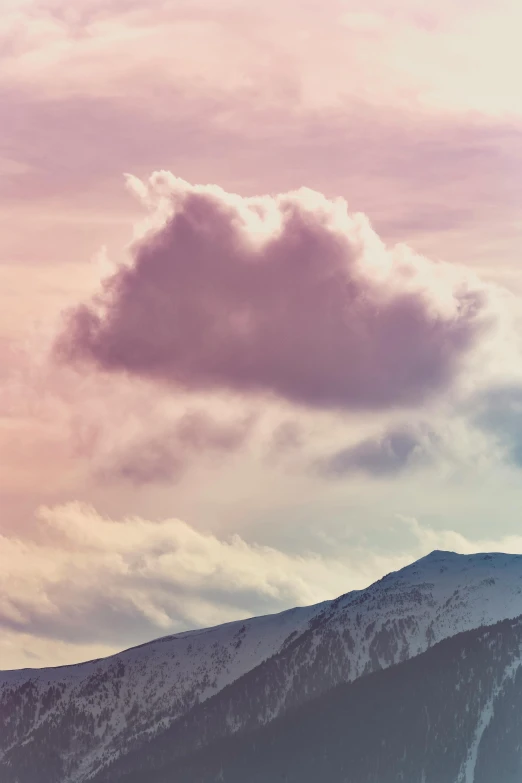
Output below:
[99,410,255,485]
[316,424,438,478]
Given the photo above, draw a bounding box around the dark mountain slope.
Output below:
[114,615,522,783]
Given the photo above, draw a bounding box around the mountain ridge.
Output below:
[3,549,522,782]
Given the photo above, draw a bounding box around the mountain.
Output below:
[2,550,522,782]
[134,614,522,783]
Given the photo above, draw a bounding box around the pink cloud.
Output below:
[56,173,492,411]
[3,0,521,118]
[99,410,255,485]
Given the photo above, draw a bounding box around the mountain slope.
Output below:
[2,550,522,782]
[132,614,522,783]
[0,600,323,783]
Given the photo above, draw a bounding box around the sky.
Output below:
[3,0,522,669]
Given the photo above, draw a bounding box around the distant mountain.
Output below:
[2,550,522,782]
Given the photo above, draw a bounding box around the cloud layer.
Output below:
[0,503,369,649]
[4,503,522,667]
[57,173,492,411]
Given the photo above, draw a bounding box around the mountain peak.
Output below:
[421,549,458,560]
[414,549,522,569]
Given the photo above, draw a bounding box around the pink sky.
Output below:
[3,0,522,669]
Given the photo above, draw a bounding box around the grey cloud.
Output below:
[317,425,437,478]
[100,411,255,485]
[267,421,303,454]
[472,385,522,466]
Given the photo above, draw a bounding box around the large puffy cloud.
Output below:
[56,173,492,411]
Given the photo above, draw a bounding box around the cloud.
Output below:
[267,420,303,454]
[56,172,492,412]
[472,385,522,466]
[0,503,379,648]
[100,410,255,485]
[398,514,522,557]
[317,424,437,478]
[5,0,522,119]
[0,324,260,496]
[3,503,522,666]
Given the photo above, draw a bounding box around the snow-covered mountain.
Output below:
[2,550,522,783]
[161,614,522,783]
